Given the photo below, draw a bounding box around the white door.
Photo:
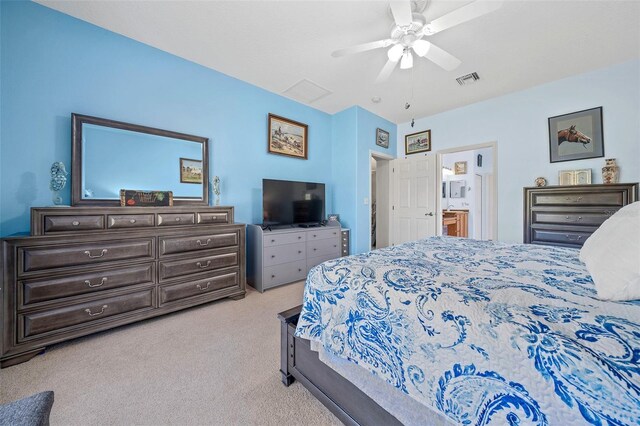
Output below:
[391,156,437,245]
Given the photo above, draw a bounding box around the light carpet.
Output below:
[0,282,340,425]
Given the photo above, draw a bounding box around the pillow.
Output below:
[579,201,640,301]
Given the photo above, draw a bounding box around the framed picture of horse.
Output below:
[548,107,604,163]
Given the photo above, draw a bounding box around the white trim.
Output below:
[369,150,394,250]
[436,141,498,240]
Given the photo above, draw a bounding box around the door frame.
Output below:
[436,141,498,240]
[369,150,394,250]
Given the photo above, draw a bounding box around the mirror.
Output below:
[449,180,466,198]
[72,114,209,206]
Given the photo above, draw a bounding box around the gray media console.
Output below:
[246,225,343,292]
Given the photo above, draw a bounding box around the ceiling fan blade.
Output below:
[331,39,392,57]
[389,1,413,27]
[424,0,504,35]
[375,59,399,84]
[418,42,461,71]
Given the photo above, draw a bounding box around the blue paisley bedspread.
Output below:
[295,237,640,425]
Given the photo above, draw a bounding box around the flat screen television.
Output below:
[262,179,325,227]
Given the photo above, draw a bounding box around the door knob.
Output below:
[425,212,434,216]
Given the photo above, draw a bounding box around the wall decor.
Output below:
[212,175,221,206]
[558,169,591,186]
[376,128,389,148]
[454,161,467,175]
[477,154,483,167]
[602,158,620,184]
[180,158,203,184]
[405,130,431,155]
[268,113,308,159]
[534,177,547,187]
[548,107,604,163]
[120,189,173,206]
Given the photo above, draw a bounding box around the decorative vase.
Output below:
[534,177,547,187]
[49,161,69,205]
[212,176,221,206]
[602,158,619,184]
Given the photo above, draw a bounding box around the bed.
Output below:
[279,236,640,425]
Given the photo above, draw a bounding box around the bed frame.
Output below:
[278,305,403,426]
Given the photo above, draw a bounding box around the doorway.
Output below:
[370,151,394,250]
[438,143,497,240]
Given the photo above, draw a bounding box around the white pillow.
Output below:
[579,201,640,301]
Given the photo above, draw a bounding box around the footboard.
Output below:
[277,306,402,426]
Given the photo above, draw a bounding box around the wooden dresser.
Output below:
[0,206,245,367]
[523,183,638,248]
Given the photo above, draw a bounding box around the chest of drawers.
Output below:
[523,183,638,248]
[246,225,343,292]
[1,206,245,368]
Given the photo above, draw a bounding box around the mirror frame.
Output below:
[71,113,209,206]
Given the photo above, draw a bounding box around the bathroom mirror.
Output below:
[449,180,466,198]
[71,114,209,206]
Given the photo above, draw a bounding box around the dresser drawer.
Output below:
[307,237,340,258]
[159,231,239,256]
[44,215,104,233]
[159,270,239,306]
[19,289,155,339]
[107,214,155,229]
[308,228,341,241]
[159,251,238,281]
[307,253,339,270]
[531,211,612,227]
[531,191,625,207]
[197,211,230,225]
[263,260,307,289]
[20,263,155,307]
[264,232,306,247]
[263,242,306,267]
[157,213,195,227]
[531,228,593,247]
[20,239,154,274]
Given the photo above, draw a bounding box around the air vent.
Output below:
[456,72,480,86]
[282,79,332,104]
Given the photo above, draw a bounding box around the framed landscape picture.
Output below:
[268,113,308,159]
[548,107,604,163]
[180,158,203,184]
[376,128,389,148]
[405,129,431,155]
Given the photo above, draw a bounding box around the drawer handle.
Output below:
[313,234,316,237]
[175,217,181,222]
[129,219,136,224]
[85,304,108,317]
[72,220,80,226]
[271,274,276,278]
[84,249,108,259]
[271,255,276,258]
[298,268,302,272]
[85,277,108,288]
[565,216,583,222]
[196,261,212,269]
[334,245,337,248]
[271,239,276,243]
[298,236,302,240]
[565,234,582,241]
[313,248,317,251]
[298,250,302,254]
[196,238,212,246]
[196,282,211,291]
[565,196,583,202]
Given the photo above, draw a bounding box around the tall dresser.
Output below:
[523,183,638,248]
[0,206,245,367]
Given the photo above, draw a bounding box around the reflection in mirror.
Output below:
[72,114,209,206]
[82,125,203,200]
[450,180,466,198]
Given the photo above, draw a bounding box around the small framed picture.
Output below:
[268,113,308,159]
[454,161,467,175]
[558,169,592,185]
[376,128,389,148]
[180,158,203,184]
[405,130,431,155]
[548,107,604,163]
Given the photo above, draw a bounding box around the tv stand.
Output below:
[246,225,342,292]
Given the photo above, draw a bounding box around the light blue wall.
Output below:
[0,1,335,236]
[397,59,640,243]
[355,107,397,254]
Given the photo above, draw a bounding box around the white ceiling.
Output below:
[38,0,640,124]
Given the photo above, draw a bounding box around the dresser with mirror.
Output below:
[1,114,246,368]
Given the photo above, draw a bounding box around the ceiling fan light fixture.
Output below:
[387,44,405,62]
[412,39,431,57]
[400,51,413,69]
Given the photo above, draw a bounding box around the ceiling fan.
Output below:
[332,0,504,83]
